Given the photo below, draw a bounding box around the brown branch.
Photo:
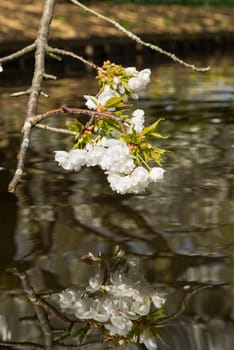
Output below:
[47,46,103,72]
[8,0,56,193]
[0,43,36,64]
[26,106,124,125]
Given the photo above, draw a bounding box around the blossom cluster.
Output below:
[55,137,164,194]
[58,250,166,350]
[55,61,167,194]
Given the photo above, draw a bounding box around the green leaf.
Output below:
[104,96,124,109]
[142,118,164,136]
[150,132,168,139]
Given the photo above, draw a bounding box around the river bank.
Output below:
[0,1,234,56]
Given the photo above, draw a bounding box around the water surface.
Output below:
[0,53,234,349]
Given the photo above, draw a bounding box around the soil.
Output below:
[0,0,234,47]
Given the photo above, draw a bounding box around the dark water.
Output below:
[0,53,234,348]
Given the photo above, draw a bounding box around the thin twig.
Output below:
[10,89,31,97]
[0,43,36,64]
[8,0,56,193]
[35,123,77,136]
[70,0,210,72]
[43,73,57,80]
[47,46,103,71]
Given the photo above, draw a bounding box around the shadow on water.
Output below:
[0,50,234,348]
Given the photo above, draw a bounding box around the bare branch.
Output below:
[8,0,56,193]
[69,0,210,72]
[35,123,77,136]
[0,43,36,64]
[10,89,31,97]
[43,73,57,80]
[10,268,53,349]
[47,46,103,71]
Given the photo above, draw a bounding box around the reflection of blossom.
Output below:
[59,289,84,314]
[58,250,166,344]
[140,331,158,350]
[151,293,166,309]
[86,271,104,292]
[0,315,11,341]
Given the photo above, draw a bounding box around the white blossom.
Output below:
[54,151,72,170]
[85,144,106,167]
[84,86,120,111]
[149,167,165,182]
[128,69,151,92]
[84,95,98,110]
[125,67,137,75]
[0,64,3,73]
[97,85,120,110]
[107,166,150,194]
[131,109,145,133]
[69,149,87,171]
[100,137,125,148]
[54,149,86,171]
[100,142,134,174]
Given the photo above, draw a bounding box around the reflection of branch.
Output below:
[70,0,210,72]
[47,46,103,71]
[8,0,56,193]
[0,340,44,349]
[10,268,53,350]
[0,43,36,64]
[10,268,72,327]
[155,285,212,325]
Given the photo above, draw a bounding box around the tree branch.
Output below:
[47,46,103,71]
[0,43,36,64]
[35,123,77,136]
[8,0,56,193]
[69,0,210,72]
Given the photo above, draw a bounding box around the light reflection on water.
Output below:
[0,53,234,348]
